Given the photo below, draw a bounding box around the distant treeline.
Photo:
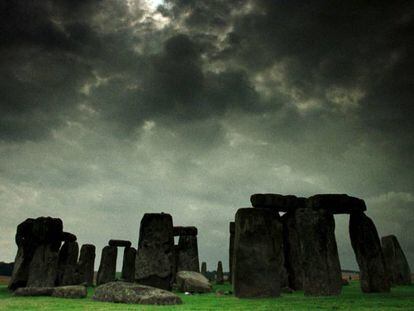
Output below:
[0,262,14,276]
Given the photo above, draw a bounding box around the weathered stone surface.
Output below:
[122,247,136,282]
[56,241,79,286]
[296,208,342,296]
[282,211,304,290]
[176,235,199,273]
[349,212,390,293]
[61,232,77,242]
[382,235,411,285]
[51,285,87,298]
[307,194,366,214]
[97,246,117,286]
[201,262,207,276]
[9,217,63,290]
[173,226,198,236]
[250,194,305,212]
[175,271,212,293]
[135,213,175,290]
[14,287,54,296]
[15,285,87,298]
[229,221,235,284]
[93,282,182,305]
[77,244,95,286]
[216,261,224,284]
[233,208,283,298]
[108,239,132,248]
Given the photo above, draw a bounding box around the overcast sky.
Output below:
[1,0,413,272]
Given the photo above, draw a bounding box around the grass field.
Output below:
[1,281,414,310]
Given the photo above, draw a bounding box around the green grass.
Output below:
[1,282,414,310]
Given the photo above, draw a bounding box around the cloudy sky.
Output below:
[1,0,413,271]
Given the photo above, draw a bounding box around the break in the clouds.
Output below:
[1,0,413,270]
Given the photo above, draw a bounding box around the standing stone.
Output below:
[296,208,342,296]
[233,208,283,298]
[9,217,63,290]
[201,262,207,276]
[122,247,136,282]
[216,261,224,284]
[229,222,235,284]
[382,235,411,285]
[56,241,79,286]
[282,211,304,290]
[349,212,390,293]
[135,213,175,290]
[97,246,117,286]
[177,235,199,273]
[77,244,95,286]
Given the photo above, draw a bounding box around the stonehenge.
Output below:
[381,235,411,285]
[56,240,79,286]
[349,212,390,292]
[122,247,137,282]
[135,213,175,290]
[216,261,224,284]
[97,246,117,286]
[174,226,199,273]
[77,244,96,286]
[233,208,283,298]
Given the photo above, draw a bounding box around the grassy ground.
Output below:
[1,281,414,310]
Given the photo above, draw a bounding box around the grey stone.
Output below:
[229,221,235,284]
[56,241,79,286]
[216,261,224,284]
[77,244,95,286]
[233,208,283,298]
[382,235,411,285]
[93,282,182,305]
[9,217,63,290]
[108,239,132,248]
[14,287,54,296]
[96,246,117,286]
[122,247,136,282]
[173,226,198,236]
[349,212,390,293]
[175,271,212,293]
[51,285,87,298]
[250,194,304,212]
[296,208,342,296]
[282,211,304,290]
[176,235,199,273]
[307,194,366,214]
[135,213,175,290]
[201,262,207,276]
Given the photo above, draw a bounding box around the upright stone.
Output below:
[122,247,136,282]
[56,241,79,286]
[382,235,411,285]
[296,208,342,296]
[97,246,117,286]
[233,208,283,298]
[135,213,175,290]
[349,212,390,293]
[201,262,207,276]
[282,211,304,290]
[77,244,95,286]
[177,234,199,273]
[216,261,224,284]
[229,222,235,284]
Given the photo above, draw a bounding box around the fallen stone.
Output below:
[307,194,366,214]
[135,213,175,290]
[173,226,198,236]
[77,244,95,286]
[233,208,283,298]
[349,212,390,293]
[14,287,54,296]
[250,194,305,212]
[93,282,182,305]
[381,235,411,286]
[121,247,136,282]
[296,208,342,296]
[175,271,212,293]
[108,240,132,248]
[51,285,87,298]
[96,246,117,286]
